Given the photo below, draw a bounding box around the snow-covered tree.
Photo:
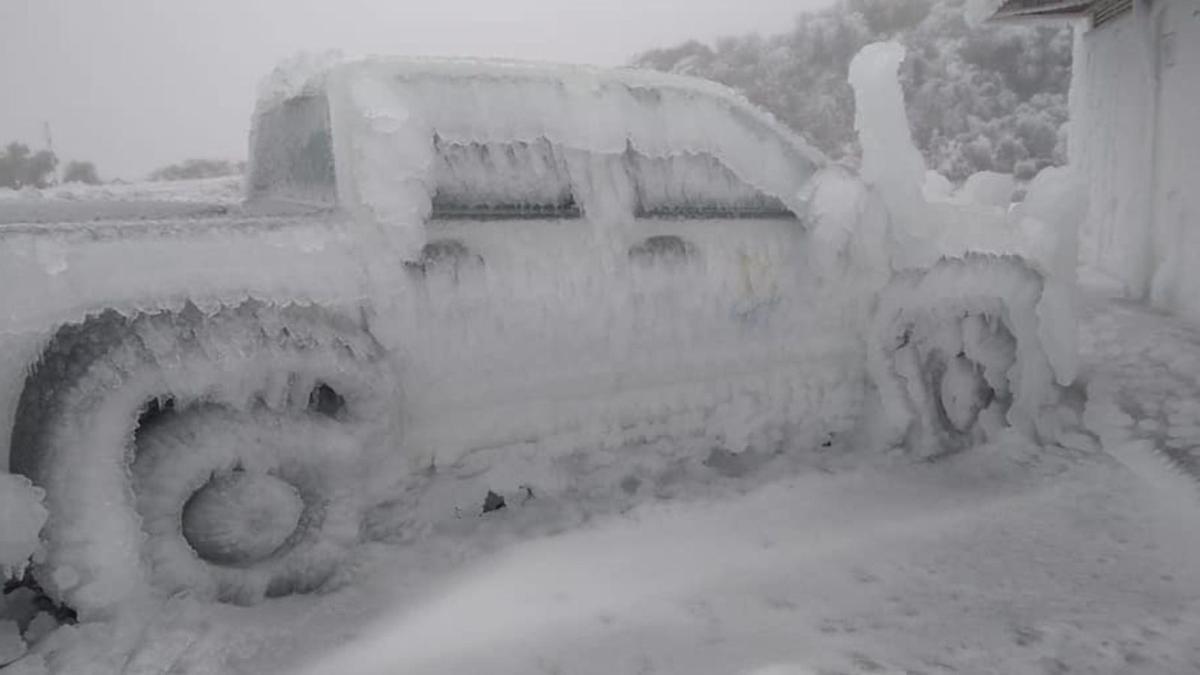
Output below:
[62,160,100,185]
[633,0,1071,181]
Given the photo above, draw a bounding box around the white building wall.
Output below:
[1073,0,1200,319]
[1147,0,1200,317]
[1072,7,1156,296]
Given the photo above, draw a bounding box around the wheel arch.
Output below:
[868,253,1067,455]
[6,298,399,615]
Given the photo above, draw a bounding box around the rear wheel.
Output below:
[870,254,1060,457]
[887,310,1017,454]
[10,301,397,615]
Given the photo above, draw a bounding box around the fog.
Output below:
[0,0,834,180]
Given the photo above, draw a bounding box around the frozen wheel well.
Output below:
[7,301,398,615]
[12,307,367,473]
[869,254,1064,456]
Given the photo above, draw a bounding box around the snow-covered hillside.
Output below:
[635,0,1072,181]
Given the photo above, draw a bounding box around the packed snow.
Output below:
[0,27,1197,675]
[299,429,1200,675]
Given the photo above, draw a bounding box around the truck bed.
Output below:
[0,197,367,334]
[0,196,330,233]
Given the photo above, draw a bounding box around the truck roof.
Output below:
[254,55,823,163]
[247,56,826,248]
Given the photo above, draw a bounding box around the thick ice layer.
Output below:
[3,52,849,616]
[0,214,368,469]
[0,46,1083,621]
[430,138,575,215]
[9,304,397,613]
[848,42,929,256]
[394,215,866,475]
[0,202,869,614]
[848,42,1074,453]
[870,254,1061,455]
[848,44,1022,270]
[1011,165,1086,384]
[627,151,792,217]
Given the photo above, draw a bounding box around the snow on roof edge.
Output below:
[989,0,1092,20]
[254,54,828,167]
[251,54,829,260]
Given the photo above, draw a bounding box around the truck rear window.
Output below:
[248,95,336,205]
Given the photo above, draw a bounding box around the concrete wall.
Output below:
[1073,0,1200,319]
[1147,0,1200,316]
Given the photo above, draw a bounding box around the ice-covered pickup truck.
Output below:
[0,53,1071,618]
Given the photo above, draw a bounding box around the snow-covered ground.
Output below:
[0,177,243,206]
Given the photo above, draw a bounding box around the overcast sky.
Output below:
[0,0,836,180]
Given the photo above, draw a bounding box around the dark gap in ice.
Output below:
[421,238,472,265]
[481,490,506,514]
[405,239,485,279]
[308,383,346,419]
[3,573,78,627]
[703,447,752,477]
[628,235,698,265]
[135,396,176,431]
[620,475,641,495]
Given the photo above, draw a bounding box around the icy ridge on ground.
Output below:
[1080,296,1200,505]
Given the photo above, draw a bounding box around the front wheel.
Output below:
[10,302,398,616]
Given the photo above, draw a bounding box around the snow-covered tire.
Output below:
[869,253,1060,456]
[9,302,398,616]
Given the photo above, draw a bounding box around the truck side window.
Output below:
[626,150,793,220]
[430,136,581,220]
